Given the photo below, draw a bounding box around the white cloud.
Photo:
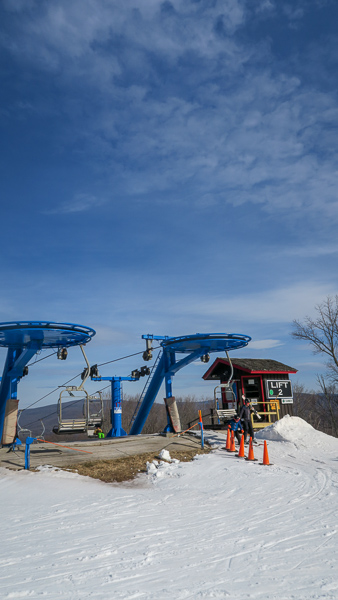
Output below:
[89,325,132,348]
[283,5,304,20]
[173,282,336,324]
[2,0,338,228]
[281,244,338,258]
[248,339,283,350]
[297,361,325,369]
[0,1,247,70]
[42,193,105,215]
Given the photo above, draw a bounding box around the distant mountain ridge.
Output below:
[17,399,105,441]
[15,396,214,441]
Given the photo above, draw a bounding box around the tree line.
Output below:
[102,394,214,436]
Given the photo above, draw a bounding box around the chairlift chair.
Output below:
[53,346,104,437]
[17,409,32,439]
[86,391,104,436]
[214,351,238,424]
[39,420,45,440]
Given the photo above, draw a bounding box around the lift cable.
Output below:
[19,373,85,414]
[96,346,161,368]
[26,346,161,372]
[17,344,161,425]
[26,351,58,367]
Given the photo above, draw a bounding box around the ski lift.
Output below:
[86,391,104,436]
[53,346,104,436]
[53,389,104,436]
[17,410,32,439]
[17,411,46,441]
[39,419,45,441]
[214,351,237,424]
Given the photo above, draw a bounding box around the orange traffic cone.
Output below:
[227,430,236,452]
[260,440,272,465]
[246,437,258,462]
[225,427,231,451]
[236,434,245,458]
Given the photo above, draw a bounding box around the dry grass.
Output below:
[65,447,212,483]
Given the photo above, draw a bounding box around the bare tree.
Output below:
[292,295,338,384]
[316,376,338,437]
[292,382,318,426]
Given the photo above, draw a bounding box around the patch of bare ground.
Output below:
[65,447,212,483]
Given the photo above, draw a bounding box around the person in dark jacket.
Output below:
[239,395,261,444]
[228,415,244,444]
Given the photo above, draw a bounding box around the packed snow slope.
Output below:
[1,416,338,600]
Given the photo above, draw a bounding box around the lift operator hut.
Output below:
[203,358,297,431]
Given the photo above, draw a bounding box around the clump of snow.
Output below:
[158,449,171,461]
[146,460,158,475]
[256,415,338,452]
[157,449,180,463]
[36,464,61,472]
[146,454,181,479]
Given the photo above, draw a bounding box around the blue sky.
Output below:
[1,0,338,407]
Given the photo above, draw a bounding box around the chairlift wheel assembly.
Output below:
[143,339,153,361]
[200,354,210,363]
[57,347,68,360]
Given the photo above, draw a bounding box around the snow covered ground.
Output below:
[1,416,338,600]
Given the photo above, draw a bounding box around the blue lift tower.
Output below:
[0,321,96,445]
[130,332,251,435]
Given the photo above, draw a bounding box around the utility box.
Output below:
[1,399,19,445]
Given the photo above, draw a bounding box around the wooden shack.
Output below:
[203,358,297,431]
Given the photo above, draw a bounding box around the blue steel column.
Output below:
[109,378,127,438]
[131,347,209,435]
[91,375,135,438]
[0,347,36,443]
[129,353,166,435]
[163,349,176,433]
[0,349,16,442]
[164,350,176,398]
[0,348,36,442]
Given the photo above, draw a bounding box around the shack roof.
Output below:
[203,358,298,380]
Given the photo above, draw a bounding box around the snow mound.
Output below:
[255,415,338,451]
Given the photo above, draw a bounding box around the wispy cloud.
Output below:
[2,1,338,227]
[42,193,105,215]
[249,339,283,350]
[172,282,336,324]
[281,244,338,258]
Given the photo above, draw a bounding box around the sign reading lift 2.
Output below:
[266,380,293,404]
